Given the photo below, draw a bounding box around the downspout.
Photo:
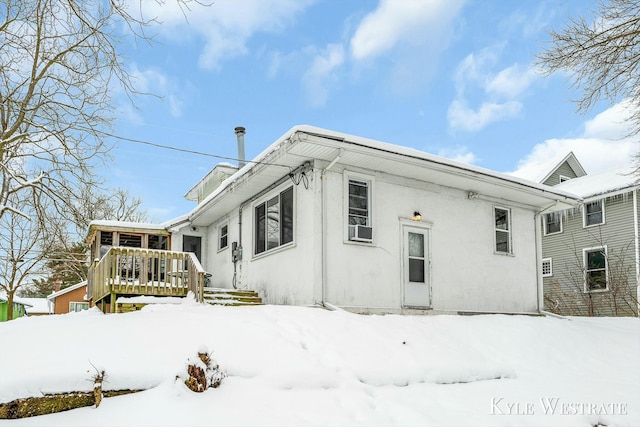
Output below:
[535,201,558,314]
[634,189,639,316]
[321,149,344,306]
[534,211,544,314]
[234,165,306,289]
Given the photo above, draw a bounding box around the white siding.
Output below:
[197,163,541,314]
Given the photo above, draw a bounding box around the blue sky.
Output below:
[108,0,638,222]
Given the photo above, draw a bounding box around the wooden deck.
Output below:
[88,247,206,312]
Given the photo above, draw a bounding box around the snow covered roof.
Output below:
[19,298,51,314]
[167,125,581,227]
[555,164,638,200]
[47,281,88,302]
[510,151,587,183]
[184,163,239,202]
[86,220,170,243]
[88,220,168,230]
[0,292,33,308]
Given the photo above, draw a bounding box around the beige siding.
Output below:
[542,190,638,316]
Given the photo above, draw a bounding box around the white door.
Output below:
[403,225,430,307]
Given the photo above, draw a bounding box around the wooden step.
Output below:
[202,287,263,306]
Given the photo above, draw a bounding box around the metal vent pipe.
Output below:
[234,126,246,168]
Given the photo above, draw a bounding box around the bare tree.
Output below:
[1,0,202,307]
[16,185,150,298]
[71,185,149,234]
[544,231,638,317]
[536,0,640,143]
[0,0,204,222]
[0,195,56,320]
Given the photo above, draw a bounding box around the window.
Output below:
[255,186,294,255]
[544,212,562,235]
[119,233,143,247]
[69,302,89,312]
[584,247,608,291]
[347,177,372,241]
[494,207,511,254]
[584,200,604,226]
[542,258,553,277]
[148,234,168,250]
[99,231,113,258]
[219,224,228,250]
[559,175,572,183]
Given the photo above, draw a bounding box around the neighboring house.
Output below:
[20,298,52,316]
[0,293,31,321]
[47,282,90,315]
[87,125,580,315]
[519,152,639,317]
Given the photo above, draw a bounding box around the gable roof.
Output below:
[168,125,581,227]
[555,164,638,201]
[511,152,587,183]
[47,281,88,302]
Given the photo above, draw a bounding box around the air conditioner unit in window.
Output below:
[353,225,373,242]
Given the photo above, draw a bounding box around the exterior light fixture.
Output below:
[412,211,422,221]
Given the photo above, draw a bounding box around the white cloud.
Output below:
[583,99,635,140]
[128,65,184,118]
[453,47,501,96]
[302,44,345,107]
[347,0,466,95]
[485,64,537,99]
[137,0,317,71]
[447,99,522,132]
[510,101,638,178]
[437,146,479,164]
[350,0,465,61]
[448,47,537,132]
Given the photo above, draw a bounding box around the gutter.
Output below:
[306,133,581,205]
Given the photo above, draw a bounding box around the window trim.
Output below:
[344,171,375,244]
[253,185,295,257]
[493,206,512,255]
[69,301,89,312]
[541,258,553,277]
[218,222,229,251]
[543,212,563,236]
[583,199,605,227]
[583,246,608,293]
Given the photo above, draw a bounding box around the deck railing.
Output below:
[88,247,206,309]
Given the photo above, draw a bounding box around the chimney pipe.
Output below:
[54,279,62,292]
[234,126,246,169]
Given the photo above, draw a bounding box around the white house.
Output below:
[157,125,580,315]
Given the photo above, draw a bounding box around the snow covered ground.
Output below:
[0,297,638,427]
